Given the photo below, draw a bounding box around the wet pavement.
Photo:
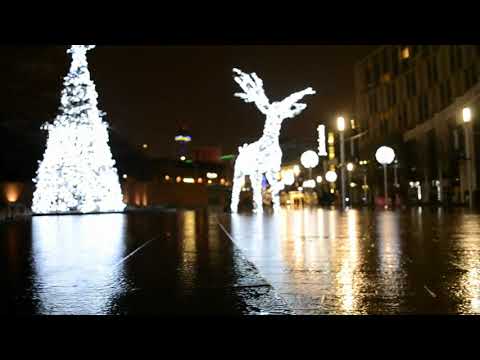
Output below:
[2,207,480,315]
[219,207,480,314]
[1,209,291,315]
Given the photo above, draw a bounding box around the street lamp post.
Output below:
[463,107,473,208]
[347,162,354,205]
[301,150,319,180]
[337,116,346,209]
[375,146,396,209]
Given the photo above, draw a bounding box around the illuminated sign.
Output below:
[175,135,192,142]
[317,124,328,156]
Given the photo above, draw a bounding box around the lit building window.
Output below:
[197,178,203,184]
[328,131,335,160]
[183,178,195,184]
[142,144,148,149]
[165,175,170,181]
[207,179,213,184]
[401,47,410,59]
[206,172,218,179]
[350,119,356,129]
[220,178,226,185]
[176,176,182,183]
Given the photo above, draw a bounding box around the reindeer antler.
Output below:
[233,68,271,115]
[278,87,316,119]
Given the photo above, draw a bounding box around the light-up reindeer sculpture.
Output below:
[230,68,316,213]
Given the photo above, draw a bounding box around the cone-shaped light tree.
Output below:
[32,45,126,214]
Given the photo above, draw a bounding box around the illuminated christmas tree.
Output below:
[32,45,125,214]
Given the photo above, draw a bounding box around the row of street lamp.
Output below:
[297,105,475,210]
[296,115,396,210]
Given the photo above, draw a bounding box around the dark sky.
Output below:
[1,45,377,158]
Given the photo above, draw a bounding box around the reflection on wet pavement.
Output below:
[220,207,480,314]
[1,210,291,315]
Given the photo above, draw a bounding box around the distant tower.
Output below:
[174,124,192,160]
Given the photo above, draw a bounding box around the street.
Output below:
[2,207,480,315]
[220,207,480,314]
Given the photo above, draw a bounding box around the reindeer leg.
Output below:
[230,171,243,213]
[251,172,264,214]
[266,171,283,211]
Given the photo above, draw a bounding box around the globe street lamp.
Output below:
[300,150,319,179]
[375,146,395,209]
[347,162,354,205]
[282,170,295,186]
[325,170,338,183]
[463,107,473,208]
[337,116,346,209]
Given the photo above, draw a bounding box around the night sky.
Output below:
[0,45,377,158]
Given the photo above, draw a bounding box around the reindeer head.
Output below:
[233,68,316,129]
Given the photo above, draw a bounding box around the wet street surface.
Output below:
[219,207,480,314]
[2,207,480,315]
[1,209,291,315]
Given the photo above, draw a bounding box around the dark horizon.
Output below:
[0,45,377,158]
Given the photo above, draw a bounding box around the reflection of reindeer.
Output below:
[230,68,315,213]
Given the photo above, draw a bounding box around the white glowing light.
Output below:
[375,146,395,165]
[32,45,125,214]
[347,162,354,172]
[325,170,338,183]
[122,174,128,179]
[230,68,315,213]
[206,172,218,179]
[282,170,295,186]
[175,135,192,142]
[317,124,328,156]
[183,178,195,184]
[337,116,345,131]
[293,165,301,176]
[298,187,303,191]
[300,150,319,169]
[180,156,186,161]
[463,107,472,123]
[316,175,323,183]
[302,179,316,188]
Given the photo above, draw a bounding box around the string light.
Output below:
[229,68,315,213]
[32,45,125,214]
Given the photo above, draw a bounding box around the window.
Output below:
[392,50,399,75]
[387,83,396,106]
[406,71,417,97]
[369,92,378,114]
[432,58,438,82]
[465,64,478,90]
[450,46,457,72]
[427,58,439,87]
[365,68,371,87]
[440,80,452,108]
[402,47,410,59]
[457,46,463,69]
[383,48,390,73]
[418,94,429,122]
[373,62,380,84]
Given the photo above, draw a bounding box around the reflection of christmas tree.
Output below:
[32,45,125,214]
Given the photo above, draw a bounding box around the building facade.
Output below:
[354,45,480,205]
